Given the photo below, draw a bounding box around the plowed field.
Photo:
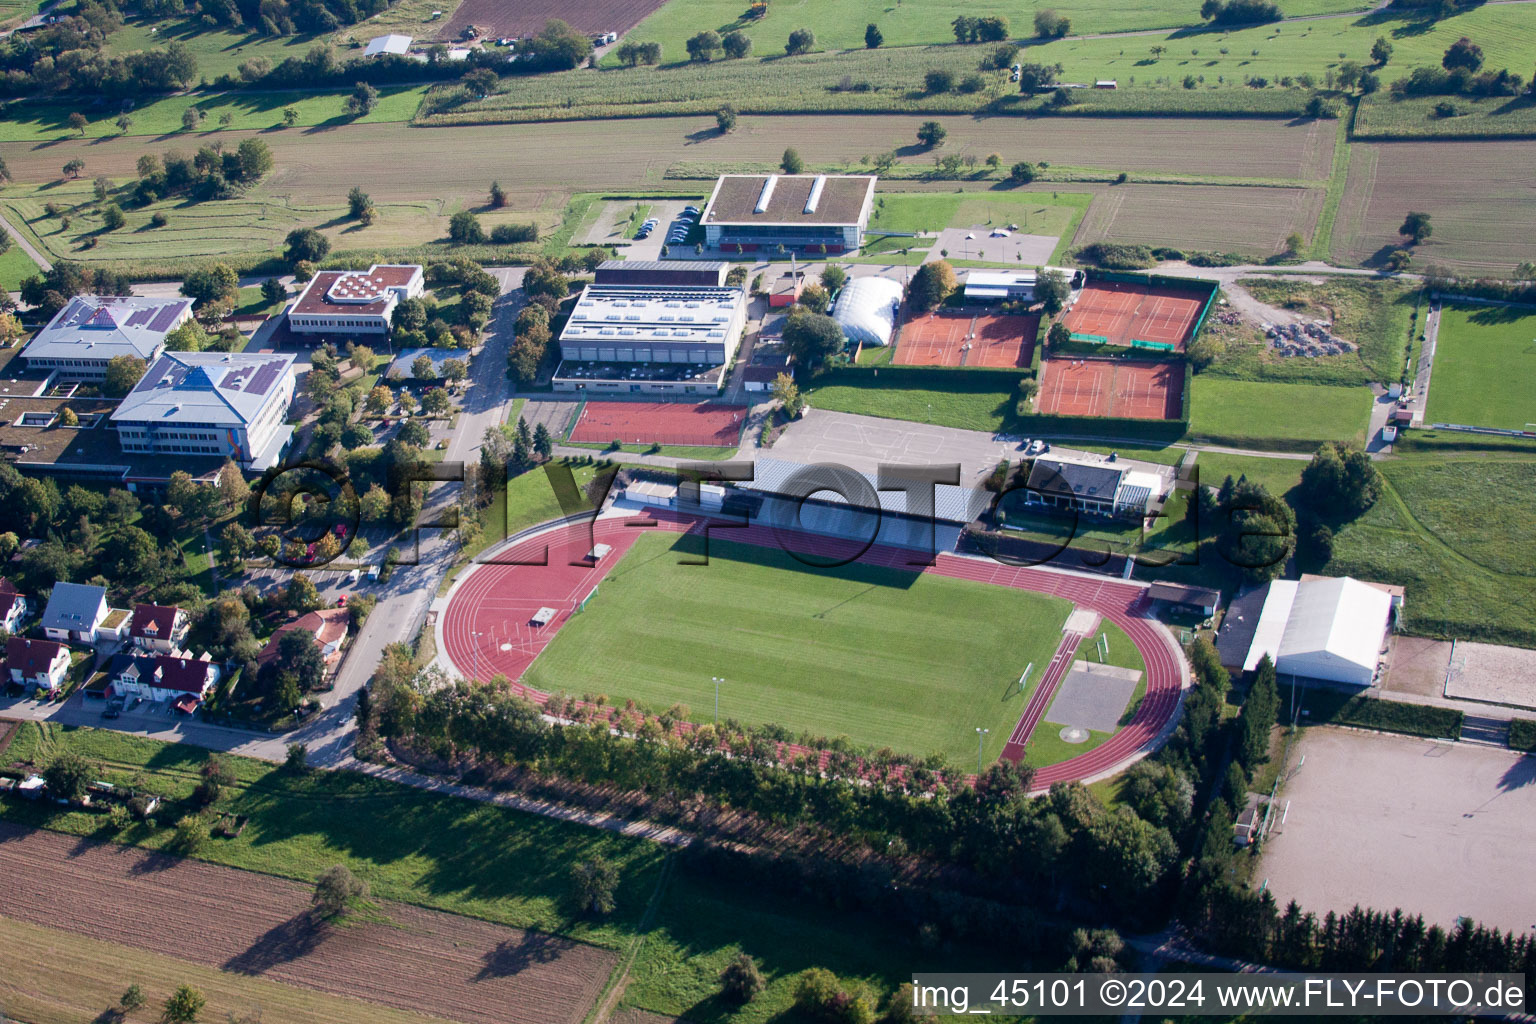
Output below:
[0,822,615,1024]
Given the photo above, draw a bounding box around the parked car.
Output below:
[103,700,123,719]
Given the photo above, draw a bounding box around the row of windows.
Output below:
[291,317,387,329]
[562,346,718,363]
[122,441,226,454]
[712,225,852,239]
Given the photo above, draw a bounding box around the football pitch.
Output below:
[521,532,1074,765]
[1426,304,1536,432]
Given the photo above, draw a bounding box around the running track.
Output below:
[440,513,1188,791]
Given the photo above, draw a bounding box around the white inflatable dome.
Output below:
[831,276,904,347]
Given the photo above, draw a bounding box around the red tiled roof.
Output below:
[130,603,180,640]
[0,577,20,596]
[5,636,67,677]
[151,654,217,695]
[258,608,350,665]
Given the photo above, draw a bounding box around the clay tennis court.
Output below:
[894,311,1039,368]
[1037,358,1185,420]
[568,401,746,447]
[1062,281,1208,351]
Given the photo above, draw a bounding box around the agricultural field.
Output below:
[0,823,614,1024]
[4,724,1041,1023]
[0,916,459,1024]
[1216,276,1420,385]
[1354,92,1536,140]
[1331,140,1536,275]
[0,86,429,143]
[1325,455,1536,648]
[616,0,1375,58]
[1186,376,1372,448]
[522,531,1075,764]
[1425,303,1536,432]
[1071,182,1324,258]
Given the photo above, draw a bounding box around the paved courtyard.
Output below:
[1261,727,1536,935]
[931,227,1058,266]
[771,409,1023,487]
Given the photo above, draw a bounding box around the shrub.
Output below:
[150,211,169,227]
[720,952,766,1003]
[489,223,538,244]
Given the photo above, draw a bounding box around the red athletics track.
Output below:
[440,513,1187,790]
[999,629,1087,762]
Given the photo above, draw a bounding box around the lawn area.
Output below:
[3,722,665,949]
[0,87,425,143]
[1191,451,1306,498]
[1425,303,1536,432]
[1187,376,1372,448]
[855,191,1090,266]
[806,377,1015,433]
[1323,455,1536,648]
[0,238,40,290]
[522,531,1074,764]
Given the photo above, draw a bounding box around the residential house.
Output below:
[5,636,70,692]
[40,582,108,643]
[257,608,351,672]
[0,578,29,634]
[112,652,220,709]
[129,603,190,654]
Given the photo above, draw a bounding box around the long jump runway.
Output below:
[441,514,1187,790]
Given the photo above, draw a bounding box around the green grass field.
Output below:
[1425,304,1536,432]
[0,86,428,143]
[614,0,1374,60]
[1324,455,1536,648]
[0,238,41,290]
[104,18,330,82]
[807,377,1015,433]
[435,2,1536,125]
[1191,451,1306,498]
[1188,376,1371,448]
[523,531,1075,764]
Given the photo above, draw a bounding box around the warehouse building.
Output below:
[288,264,424,336]
[23,296,193,381]
[700,174,877,254]
[553,261,747,395]
[111,351,296,471]
[1216,575,1400,687]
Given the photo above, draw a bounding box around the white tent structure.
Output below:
[1246,576,1394,686]
[364,34,411,56]
[831,276,903,347]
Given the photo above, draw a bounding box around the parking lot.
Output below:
[1261,727,1536,935]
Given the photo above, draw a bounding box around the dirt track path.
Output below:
[0,822,616,1024]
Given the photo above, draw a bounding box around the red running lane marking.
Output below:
[999,630,1084,761]
[441,512,1187,790]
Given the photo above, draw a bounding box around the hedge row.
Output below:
[1305,691,1463,740]
[1509,719,1536,753]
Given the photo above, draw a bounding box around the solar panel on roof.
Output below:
[148,305,182,332]
[245,362,282,396]
[125,308,154,327]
